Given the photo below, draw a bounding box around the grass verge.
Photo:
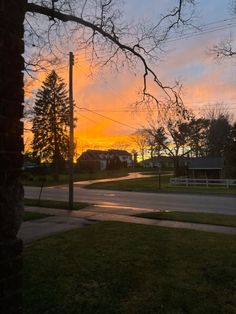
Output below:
[22,169,130,186]
[135,211,236,227]
[23,222,236,314]
[24,198,90,210]
[23,212,51,221]
[86,175,236,195]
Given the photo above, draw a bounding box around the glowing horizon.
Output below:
[23,0,236,158]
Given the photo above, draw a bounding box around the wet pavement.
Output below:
[21,172,236,243]
[25,177,236,216]
[18,204,236,244]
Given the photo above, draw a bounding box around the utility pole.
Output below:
[157,163,161,190]
[69,51,74,210]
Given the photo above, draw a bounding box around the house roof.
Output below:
[78,149,132,162]
[78,150,107,161]
[108,149,132,156]
[189,157,224,169]
[86,149,107,154]
[87,149,108,155]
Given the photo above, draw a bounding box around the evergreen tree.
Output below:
[207,115,231,156]
[32,70,70,176]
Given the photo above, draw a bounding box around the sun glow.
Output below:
[24,38,236,157]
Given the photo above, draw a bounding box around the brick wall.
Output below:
[0,0,25,313]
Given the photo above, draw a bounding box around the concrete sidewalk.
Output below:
[18,205,236,244]
[18,215,97,244]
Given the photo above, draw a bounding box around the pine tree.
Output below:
[32,70,70,177]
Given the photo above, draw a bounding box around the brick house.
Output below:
[77,149,133,171]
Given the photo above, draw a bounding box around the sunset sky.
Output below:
[24,0,236,156]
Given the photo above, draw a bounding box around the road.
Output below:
[24,174,236,215]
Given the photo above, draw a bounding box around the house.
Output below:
[77,149,133,171]
[141,156,190,169]
[141,156,174,168]
[108,149,133,167]
[141,156,225,178]
[77,150,108,171]
[188,157,224,179]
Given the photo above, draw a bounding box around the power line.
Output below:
[73,63,134,109]
[78,109,132,112]
[73,41,236,114]
[198,17,236,28]
[152,16,236,44]
[74,102,236,113]
[77,112,97,123]
[186,100,236,105]
[74,18,236,56]
[77,106,138,131]
[75,105,236,112]
[191,107,236,111]
[166,21,236,44]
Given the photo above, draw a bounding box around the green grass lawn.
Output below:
[85,174,170,192]
[23,211,51,221]
[24,198,90,210]
[135,211,236,227]
[86,175,236,195]
[22,169,130,186]
[23,222,236,314]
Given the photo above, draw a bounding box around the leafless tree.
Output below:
[24,0,196,111]
[131,129,149,161]
[210,36,236,61]
[203,102,233,123]
[209,1,236,61]
[143,104,196,174]
[147,114,190,159]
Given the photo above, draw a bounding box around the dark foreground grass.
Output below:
[86,175,236,195]
[23,211,51,221]
[24,198,89,210]
[135,211,236,227]
[24,222,236,314]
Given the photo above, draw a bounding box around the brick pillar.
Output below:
[0,0,25,313]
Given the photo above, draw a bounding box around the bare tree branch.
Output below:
[209,2,236,61]
[210,37,236,61]
[25,0,196,110]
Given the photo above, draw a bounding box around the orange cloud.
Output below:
[24,39,236,157]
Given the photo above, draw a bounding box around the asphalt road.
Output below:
[24,181,236,215]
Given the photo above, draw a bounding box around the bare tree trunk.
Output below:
[0,1,25,313]
[150,146,154,158]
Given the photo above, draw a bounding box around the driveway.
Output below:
[73,171,156,187]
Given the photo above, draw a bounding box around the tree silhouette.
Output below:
[32,70,70,178]
[24,0,196,111]
[210,2,236,60]
[207,115,231,156]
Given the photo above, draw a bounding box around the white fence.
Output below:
[170,177,236,188]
